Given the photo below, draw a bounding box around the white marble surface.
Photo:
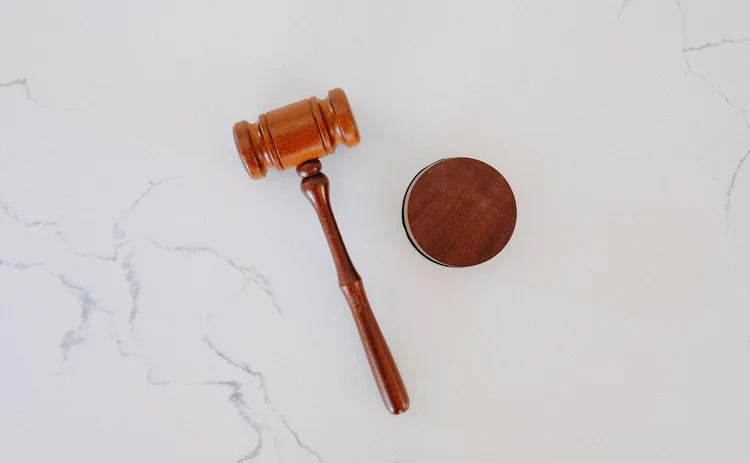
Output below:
[1,0,750,461]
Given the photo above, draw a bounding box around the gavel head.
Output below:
[233,88,360,180]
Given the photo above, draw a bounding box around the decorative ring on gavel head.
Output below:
[232,88,360,180]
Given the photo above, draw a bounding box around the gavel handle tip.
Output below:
[388,400,410,415]
[341,280,409,415]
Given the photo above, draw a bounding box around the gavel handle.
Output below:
[297,160,409,415]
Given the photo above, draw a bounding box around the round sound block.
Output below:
[402,157,517,267]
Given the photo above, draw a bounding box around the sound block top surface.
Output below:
[402,157,517,267]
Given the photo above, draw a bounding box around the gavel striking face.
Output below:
[233,89,409,414]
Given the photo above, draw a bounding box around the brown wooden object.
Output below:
[402,157,517,267]
[233,88,359,180]
[233,89,409,415]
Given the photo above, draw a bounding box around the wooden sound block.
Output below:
[402,157,517,267]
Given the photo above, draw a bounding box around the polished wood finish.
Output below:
[233,88,359,179]
[233,90,409,414]
[298,160,409,414]
[402,157,517,267]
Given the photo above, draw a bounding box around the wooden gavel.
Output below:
[233,88,409,414]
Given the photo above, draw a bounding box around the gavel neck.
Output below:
[299,160,362,287]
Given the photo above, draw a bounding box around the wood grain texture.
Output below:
[232,92,408,415]
[298,160,409,415]
[233,88,359,179]
[403,157,517,267]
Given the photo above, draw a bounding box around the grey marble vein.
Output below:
[204,380,264,461]
[0,201,60,228]
[672,0,750,228]
[145,366,173,386]
[617,0,634,19]
[0,76,38,103]
[203,336,326,462]
[52,273,106,362]
[203,336,269,404]
[236,442,262,463]
[58,331,86,362]
[206,380,265,429]
[0,258,43,270]
[56,229,122,263]
[59,178,174,262]
[279,414,325,463]
[108,179,176,330]
[692,72,749,128]
[0,256,101,362]
[0,179,295,459]
[52,273,101,321]
[112,179,169,243]
[0,198,121,262]
[726,150,750,228]
[684,37,750,53]
[148,238,283,316]
[121,252,142,329]
[675,0,750,128]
